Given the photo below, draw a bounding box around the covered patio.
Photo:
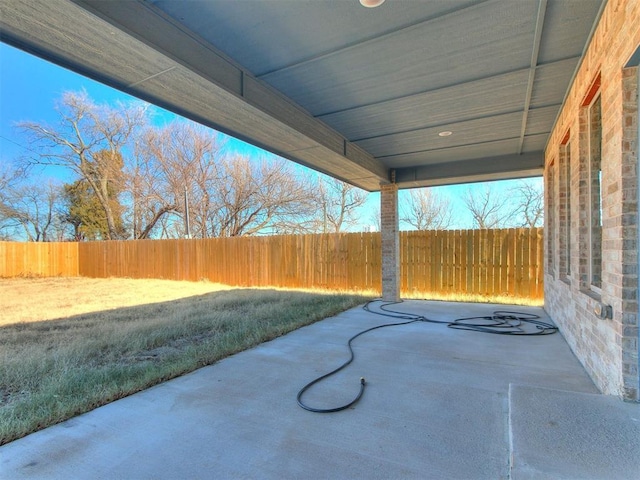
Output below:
[1,300,638,479]
[1,2,638,473]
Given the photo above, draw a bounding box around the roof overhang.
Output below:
[0,0,605,191]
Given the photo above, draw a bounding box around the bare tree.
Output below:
[401,188,452,230]
[14,92,335,240]
[314,177,368,233]
[0,161,23,191]
[126,146,174,239]
[129,121,221,239]
[368,204,381,232]
[462,184,509,229]
[0,162,22,238]
[18,90,147,239]
[509,179,543,227]
[209,155,315,237]
[133,121,315,238]
[0,177,63,241]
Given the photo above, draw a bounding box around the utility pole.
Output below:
[184,185,191,239]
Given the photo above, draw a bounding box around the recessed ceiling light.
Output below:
[438,131,453,137]
[359,0,386,8]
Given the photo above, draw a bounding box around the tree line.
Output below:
[0,91,542,242]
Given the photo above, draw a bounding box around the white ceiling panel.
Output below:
[320,69,531,141]
[356,111,525,158]
[537,0,603,64]
[150,0,479,76]
[263,0,538,115]
[380,138,520,169]
[530,57,581,108]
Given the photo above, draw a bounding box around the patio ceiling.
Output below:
[0,0,604,191]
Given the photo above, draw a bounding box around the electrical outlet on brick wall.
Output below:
[594,302,613,320]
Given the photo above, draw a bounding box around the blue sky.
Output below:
[0,43,541,231]
[1,44,129,151]
[0,43,261,166]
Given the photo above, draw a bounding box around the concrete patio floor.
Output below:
[1,300,639,479]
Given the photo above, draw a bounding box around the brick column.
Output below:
[380,183,400,301]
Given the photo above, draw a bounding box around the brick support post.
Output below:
[380,183,400,301]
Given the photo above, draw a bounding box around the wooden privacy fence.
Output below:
[400,229,543,299]
[76,233,382,291]
[0,241,79,277]
[0,228,543,298]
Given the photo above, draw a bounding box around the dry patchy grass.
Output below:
[0,277,237,325]
[0,277,369,445]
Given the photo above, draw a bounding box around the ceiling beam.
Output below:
[394,152,543,188]
[517,0,548,155]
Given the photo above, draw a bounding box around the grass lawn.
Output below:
[0,278,368,445]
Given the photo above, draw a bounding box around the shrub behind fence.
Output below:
[0,228,543,298]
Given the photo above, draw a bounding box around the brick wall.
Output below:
[621,66,639,400]
[544,0,640,401]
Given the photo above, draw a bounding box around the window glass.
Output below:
[589,95,602,290]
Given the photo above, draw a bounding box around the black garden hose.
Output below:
[296,317,423,413]
[296,300,557,413]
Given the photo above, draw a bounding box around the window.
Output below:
[579,72,603,294]
[559,137,571,279]
[588,94,602,291]
[546,160,555,276]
